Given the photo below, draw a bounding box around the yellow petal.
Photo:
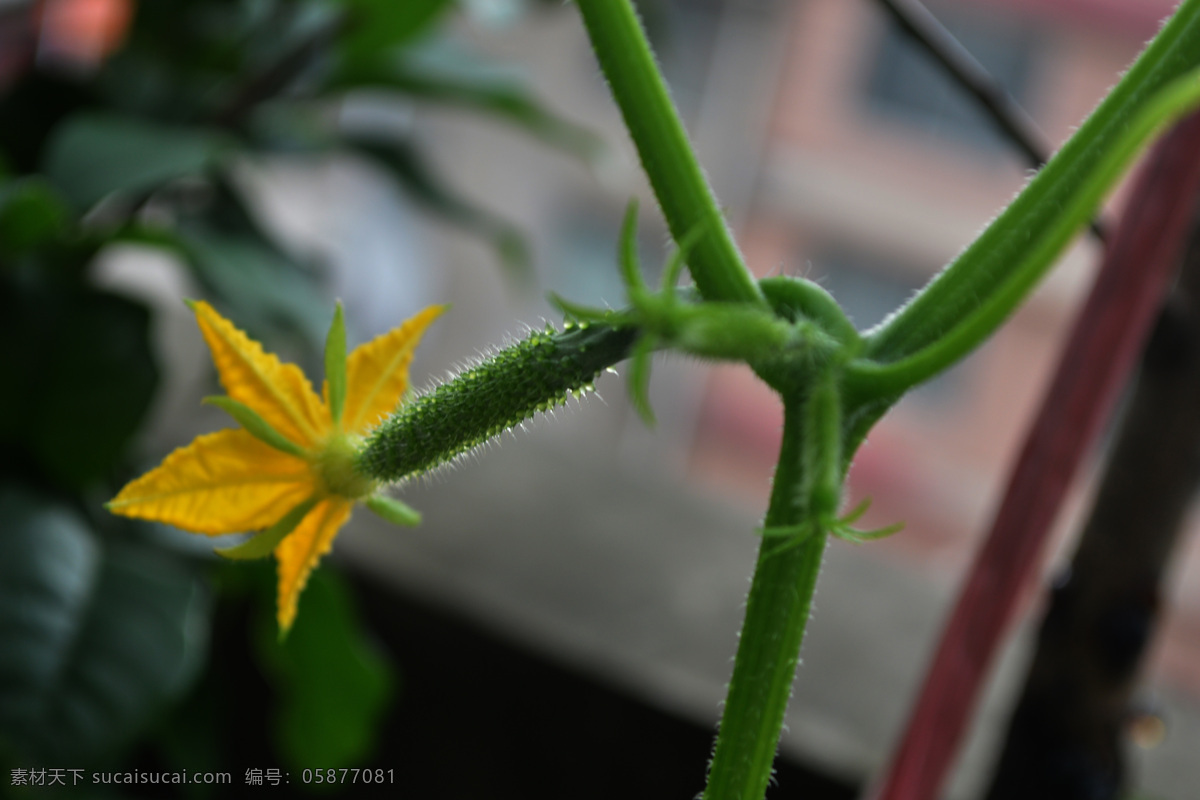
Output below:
[191,300,328,448]
[275,497,354,631]
[337,305,446,435]
[107,429,316,534]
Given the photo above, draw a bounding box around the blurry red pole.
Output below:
[867,110,1200,800]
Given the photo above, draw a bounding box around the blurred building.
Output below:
[691,0,1200,703]
[227,0,1200,797]
[667,0,1200,795]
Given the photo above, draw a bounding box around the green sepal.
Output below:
[838,498,872,526]
[618,200,649,300]
[365,494,422,527]
[660,221,706,297]
[758,521,818,559]
[628,335,657,427]
[547,292,625,326]
[203,396,309,458]
[757,497,904,554]
[325,301,348,427]
[828,498,905,543]
[835,521,906,544]
[216,497,318,560]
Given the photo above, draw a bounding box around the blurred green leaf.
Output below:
[245,101,341,153]
[255,568,392,770]
[133,173,333,347]
[336,0,454,62]
[0,179,71,258]
[178,228,329,347]
[329,51,603,164]
[0,487,209,762]
[347,134,531,281]
[0,74,96,175]
[0,284,158,489]
[43,114,234,211]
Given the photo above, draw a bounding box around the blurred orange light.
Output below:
[39,0,133,68]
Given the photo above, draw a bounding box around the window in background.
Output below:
[861,2,1041,154]
[654,0,780,125]
[549,207,669,311]
[654,0,723,124]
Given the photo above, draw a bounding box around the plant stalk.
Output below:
[987,193,1200,798]
[574,0,764,307]
[703,398,827,800]
[868,108,1200,800]
[862,0,1200,367]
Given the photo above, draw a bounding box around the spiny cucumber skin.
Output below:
[358,323,637,482]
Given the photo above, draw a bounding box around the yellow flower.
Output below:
[108,300,444,632]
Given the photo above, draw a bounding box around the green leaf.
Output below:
[43,114,234,211]
[627,335,657,428]
[0,179,70,257]
[254,569,392,770]
[617,200,649,298]
[327,46,604,163]
[325,302,348,425]
[365,494,421,527]
[215,498,319,560]
[166,176,330,346]
[203,396,310,458]
[860,4,1200,383]
[178,229,329,348]
[0,284,158,488]
[0,487,209,762]
[347,134,532,281]
[336,0,453,61]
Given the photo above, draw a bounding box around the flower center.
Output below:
[314,433,377,499]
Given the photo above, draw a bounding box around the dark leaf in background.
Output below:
[43,113,234,211]
[0,179,70,259]
[178,227,330,347]
[328,47,604,165]
[98,171,332,348]
[347,134,532,282]
[245,100,341,154]
[0,74,95,175]
[253,568,392,770]
[0,487,209,763]
[335,0,454,63]
[0,284,158,489]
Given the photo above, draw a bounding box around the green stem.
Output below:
[574,0,764,306]
[847,65,1200,399]
[864,0,1200,367]
[358,324,636,482]
[703,398,827,800]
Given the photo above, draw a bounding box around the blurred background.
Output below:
[2,0,1199,798]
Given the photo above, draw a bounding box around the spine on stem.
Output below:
[704,387,834,800]
[357,323,636,482]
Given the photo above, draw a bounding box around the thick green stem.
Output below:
[864,0,1200,367]
[703,398,827,800]
[574,0,764,306]
[847,64,1200,399]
